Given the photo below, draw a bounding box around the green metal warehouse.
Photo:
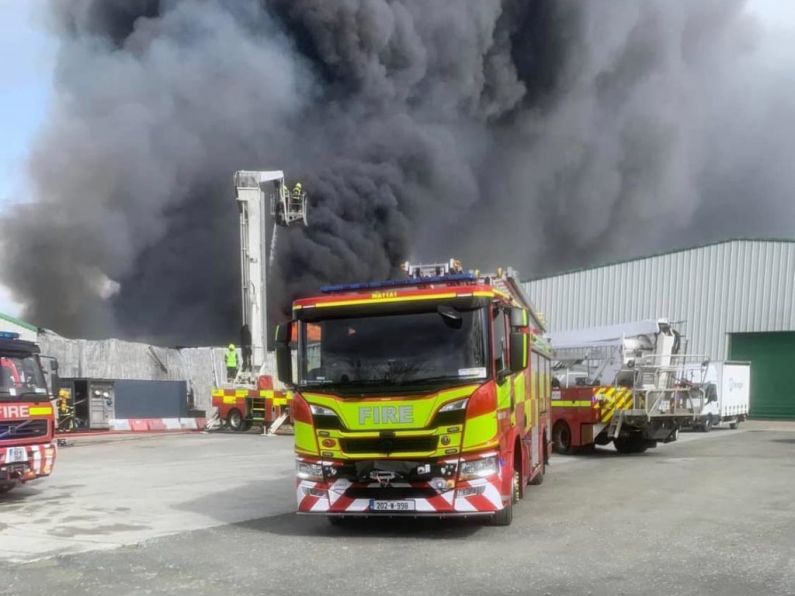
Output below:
[523,239,795,419]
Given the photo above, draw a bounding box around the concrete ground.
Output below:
[1,423,794,595]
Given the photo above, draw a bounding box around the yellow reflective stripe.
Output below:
[513,372,526,402]
[29,406,53,416]
[496,379,511,410]
[617,392,634,410]
[294,291,495,310]
[553,400,591,407]
[222,396,238,404]
[462,412,498,450]
[294,421,318,454]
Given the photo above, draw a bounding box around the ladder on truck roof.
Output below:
[403,260,546,332]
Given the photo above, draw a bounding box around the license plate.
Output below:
[4,447,27,464]
[369,500,415,512]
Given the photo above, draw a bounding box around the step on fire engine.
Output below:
[549,319,706,454]
[274,260,552,526]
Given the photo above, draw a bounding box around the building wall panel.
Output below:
[524,240,795,359]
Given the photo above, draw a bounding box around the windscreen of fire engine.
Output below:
[299,307,488,390]
[0,355,48,401]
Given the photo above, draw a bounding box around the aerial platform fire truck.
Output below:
[549,320,704,454]
[0,332,57,494]
[210,170,305,432]
[274,260,552,526]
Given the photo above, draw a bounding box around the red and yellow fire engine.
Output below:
[549,320,699,454]
[211,375,291,432]
[0,332,57,494]
[274,261,552,526]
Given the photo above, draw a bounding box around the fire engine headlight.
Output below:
[310,405,337,417]
[296,460,324,480]
[459,456,499,478]
[102,391,110,398]
[439,398,468,413]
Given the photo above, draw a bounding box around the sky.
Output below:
[0,0,792,321]
[0,0,54,317]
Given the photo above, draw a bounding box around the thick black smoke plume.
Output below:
[2,0,794,344]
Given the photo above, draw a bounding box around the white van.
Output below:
[681,361,750,431]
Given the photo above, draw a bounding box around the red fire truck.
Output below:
[274,261,552,526]
[0,332,57,494]
[550,320,701,454]
[211,375,291,432]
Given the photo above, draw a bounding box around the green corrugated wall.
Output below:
[729,332,795,419]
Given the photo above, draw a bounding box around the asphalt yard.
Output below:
[1,423,794,595]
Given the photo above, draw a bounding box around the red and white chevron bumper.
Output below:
[0,442,56,483]
[296,458,507,516]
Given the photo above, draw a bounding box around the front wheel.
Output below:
[702,415,713,433]
[492,465,519,526]
[491,500,513,526]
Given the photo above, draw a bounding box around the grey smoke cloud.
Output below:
[1,0,793,344]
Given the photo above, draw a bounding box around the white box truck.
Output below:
[681,361,750,431]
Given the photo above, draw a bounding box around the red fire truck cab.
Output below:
[0,332,57,494]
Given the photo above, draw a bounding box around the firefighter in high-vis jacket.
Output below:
[225,344,238,382]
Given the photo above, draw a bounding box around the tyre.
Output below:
[491,500,513,526]
[702,415,713,433]
[492,464,518,526]
[552,421,574,455]
[614,436,648,454]
[730,420,740,430]
[227,409,245,432]
[0,483,15,495]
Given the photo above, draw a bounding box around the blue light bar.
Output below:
[320,273,477,294]
[0,331,20,340]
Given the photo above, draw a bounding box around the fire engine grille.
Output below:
[340,436,438,454]
[0,419,49,441]
[344,486,439,499]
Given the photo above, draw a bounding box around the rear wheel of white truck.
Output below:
[702,415,713,433]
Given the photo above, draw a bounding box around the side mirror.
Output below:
[510,307,528,328]
[275,322,293,386]
[509,332,528,373]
